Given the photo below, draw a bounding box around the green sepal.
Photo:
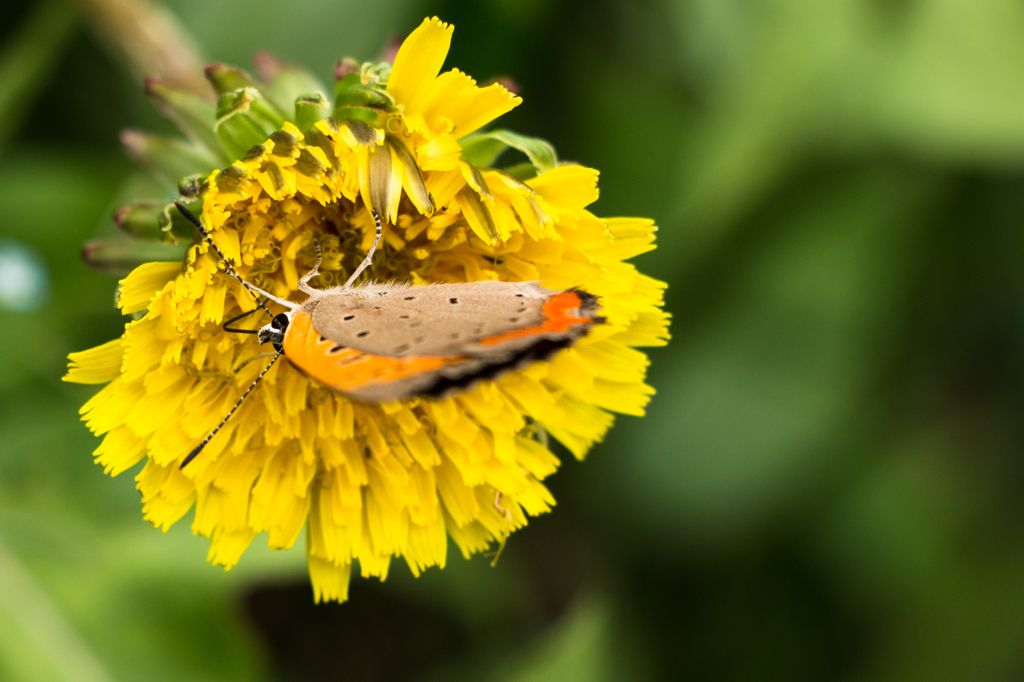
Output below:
[460,129,558,173]
[334,73,395,118]
[120,130,219,190]
[215,88,275,159]
[82,238,188,276]
[207,64,290,124]
[256,54,329,117]
[145,78,230,164]
[113,201,163,241]
[114,201,195,243]
[335,72,360,90]
[157,201,199,241]
[177,175,203,201]
[204,64,257,94]
[218,87,285,130]
[360,61,391,88]
[333,107,379,125]
[295,93,330,132]
[334,57,360,80]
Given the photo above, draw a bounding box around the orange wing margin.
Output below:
[283,310,463,394]
[478,290,596,347]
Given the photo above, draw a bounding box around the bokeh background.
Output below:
[3,0,1024,679]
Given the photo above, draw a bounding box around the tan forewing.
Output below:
[307,281,553,357]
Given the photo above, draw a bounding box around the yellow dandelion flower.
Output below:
[65,17,669,602]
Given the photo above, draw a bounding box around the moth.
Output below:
[174,203,603,467]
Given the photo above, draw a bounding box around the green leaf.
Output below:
[493,597,618,682]
[503,162,539,181]
[461,129,558,173]
[459,135,509,168]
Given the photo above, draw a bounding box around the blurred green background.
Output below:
[3,0,1024,679]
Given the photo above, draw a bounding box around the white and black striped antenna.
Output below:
[172,204,383,469]
[174,202,292,469]
[179,353,281,468]
[174,202,298,312]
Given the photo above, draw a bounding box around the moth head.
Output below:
[258,312,291,353]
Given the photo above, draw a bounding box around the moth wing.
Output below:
[331,343,575,403]
[288,287,603,402]
[309,281,555,356]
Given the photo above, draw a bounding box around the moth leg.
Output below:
[343,209,383,288]
[298,238,323,295]
[494,491,513,523]
[234,351,279,373]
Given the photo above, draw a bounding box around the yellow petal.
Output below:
[424,168,467,207]
[456,186,500,244]
[117,262,182,314]
[450,83,521,138]
[415,134,462,172]
[388,136,435,215]
[359,142,404,224]
[64,338,125,384]
[590,217,657,261]
[308,554,352,603]
[417,69,479,127]
[387,17,454,114]
[529,165,600,211]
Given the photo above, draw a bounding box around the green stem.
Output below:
[0,0,78,149]
[67,0,210,98]
[0,535,116,682]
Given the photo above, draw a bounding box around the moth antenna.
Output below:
[222,306,262,334]
[298,238,323,295]
[181,352,281,468]
[233,351,278,373]
[174,202,299,312]
[343,208,382,288]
